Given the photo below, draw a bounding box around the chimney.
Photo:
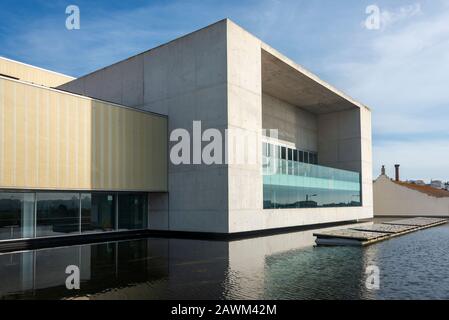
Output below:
[381,165,386,176]
[394,164,400,181]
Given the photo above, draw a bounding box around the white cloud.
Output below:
[329,5,449,134]
[380,3,422,30]
[1,1,223,76]
[324,2,449,180]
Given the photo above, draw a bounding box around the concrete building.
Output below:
[0,19,372,247]
[374,167,449,217]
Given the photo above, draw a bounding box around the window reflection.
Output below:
[36,193,80,237]
[262,142,361,209]
[0,191,151,241]
[0,193,35,240]
[263,184,362,209]
[118,194,147,230]
[81,193,116,233]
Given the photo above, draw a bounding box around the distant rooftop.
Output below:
[394,181,449,198]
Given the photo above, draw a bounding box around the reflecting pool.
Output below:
[1,219,449,300]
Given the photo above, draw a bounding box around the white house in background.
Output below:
[406,180,426,186]
[374,167,449,217]
[430,180,445,189]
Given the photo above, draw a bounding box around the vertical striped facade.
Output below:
[0,57,74,88]
[0,77,168,192]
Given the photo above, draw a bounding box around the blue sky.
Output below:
[1,0,449,181]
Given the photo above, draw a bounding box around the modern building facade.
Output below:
[0,57,167,243]
[0,19,372,246]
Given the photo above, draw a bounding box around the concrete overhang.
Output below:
[261,45,369,115]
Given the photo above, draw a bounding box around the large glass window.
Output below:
[118,194,148,230]
[303,152,309,164]
[266,143,317,165]
[81,193,116,233]
[36,193,80,237]
[0,193,35,240]
[0,191,151,241]
[280,147,286,160]
[263,172,362,210]
[262,142,361,209]
[287,148,293,161]
[287,149,293,175]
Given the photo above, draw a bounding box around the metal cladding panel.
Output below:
[0,77,167,192]
[0,57,74,88]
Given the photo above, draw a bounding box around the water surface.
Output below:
[1,219,449,300]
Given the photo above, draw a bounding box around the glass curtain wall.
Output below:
[36,193,80,237]
[0,191,149,241]
[0,193,35,240]
[118,194,147,230]
[81,193,116,233]
[262,142,361,209]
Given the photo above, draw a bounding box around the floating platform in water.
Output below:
[382,217,445,227]
[314,217,447,246]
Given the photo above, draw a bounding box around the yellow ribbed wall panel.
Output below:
[0,77,167,192]
[0,57,74,88]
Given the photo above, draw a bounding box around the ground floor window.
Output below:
[0,193,35,240]
[36,193,80,237]
[81,193,116,233]
[118,194,147,230]
[0,191,149,241]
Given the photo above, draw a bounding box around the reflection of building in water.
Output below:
[0,239,169,299]
[0,221,374,299]
[226,221,373,299]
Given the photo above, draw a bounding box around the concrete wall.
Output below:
[0,76,167,192]
[374,175,449,216]
[226,20,372,233]
[226,20,264,233]
[360,106,373,211]
[317,106,373,210]
[0,57,74,88]
[59,19,373,234]
[60,20,229,232]
[317,109,361,172]
[262,93,317,151]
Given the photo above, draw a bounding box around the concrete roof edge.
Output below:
[0,75,167,119]
[60,17,372,113]
[260,43,371,112]
[65,18,230,86]
[225,18,370,112]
